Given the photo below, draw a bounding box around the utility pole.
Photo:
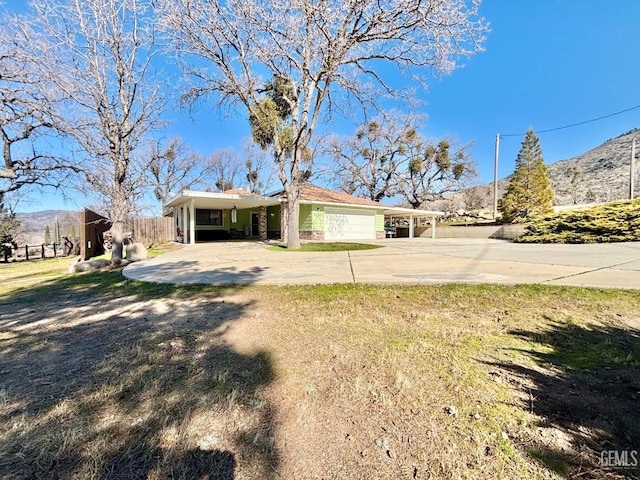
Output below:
[631,138,637,200]
[493,133,500,219]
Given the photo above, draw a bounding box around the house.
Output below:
[163,184,443,243]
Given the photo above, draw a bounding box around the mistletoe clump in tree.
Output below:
[500,128,554,223]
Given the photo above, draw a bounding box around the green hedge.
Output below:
[514,199,640,243]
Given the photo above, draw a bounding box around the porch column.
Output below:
[409,215,414,238]
[431,216,436,239]
[189,200,196,245]
[258,205,267,241]
[181,206,188,244]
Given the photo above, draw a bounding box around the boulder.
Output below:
[68,255,82,273]
[126,242,148,262]
[72,258,111,273]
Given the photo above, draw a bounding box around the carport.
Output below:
[384,206,444,239]
[165,190,281,244]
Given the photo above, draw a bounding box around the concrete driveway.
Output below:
[122,239,640,289]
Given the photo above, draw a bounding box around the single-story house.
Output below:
[164,184,443,243]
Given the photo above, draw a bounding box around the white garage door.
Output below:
[325,207,376,240]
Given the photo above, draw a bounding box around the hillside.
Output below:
[455,128,639,212]
[14,210,79,245]
[549,128,638,205]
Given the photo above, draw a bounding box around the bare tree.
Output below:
[158,0,487,248]
[29,0,166,263]
[0,12,77,196]
[327,112,423,202]
[208,148,242,192]
[242,138,277,194]
[402,139,476,209]
[147,137,211,208]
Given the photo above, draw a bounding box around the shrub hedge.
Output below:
[514,199,640,243]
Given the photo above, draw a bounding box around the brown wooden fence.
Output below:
[130,216,174,245]
[1,242,76,262]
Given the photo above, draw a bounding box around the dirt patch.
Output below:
[1,278,639,479]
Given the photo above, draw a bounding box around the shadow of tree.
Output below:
[0,270,278,479]
[486,321,640,479]
[123,260,270,286]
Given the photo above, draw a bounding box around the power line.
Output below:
[501,104,640,137]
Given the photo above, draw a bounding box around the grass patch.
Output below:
[1,263,639,478]
[266,242,383,252]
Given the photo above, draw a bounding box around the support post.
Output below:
[409,215,414,238]
[631,138,637,200]
[258,205,267,240]
[431,217,436,239]
[493,133,500,220]
[189,200,196,245]
[181,206,188,243]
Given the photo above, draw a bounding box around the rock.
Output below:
[72,259,111,273]
[68,255,82,273]
[126,242,148,262]
[444,406,458,417]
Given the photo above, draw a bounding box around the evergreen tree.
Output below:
[0,195,19,247]
[44,225,51,244]
[54,219,61,244]
[500,129,554,223]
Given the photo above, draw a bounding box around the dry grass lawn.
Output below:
[0,259,639,479]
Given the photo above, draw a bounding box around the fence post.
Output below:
[41,244,45,259]
[53,243,57,257]
[3,246,8,262]
[25,245,29,261]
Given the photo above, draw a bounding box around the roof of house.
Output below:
[274,183,384,207]
[221,188,255,196]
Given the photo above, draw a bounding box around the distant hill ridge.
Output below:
[548,127,639,205]
[14,210,79,245]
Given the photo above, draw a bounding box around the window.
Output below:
[196,209,223,226]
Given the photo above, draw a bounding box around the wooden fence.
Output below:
[2,240,76,262]
[130,216,174,245]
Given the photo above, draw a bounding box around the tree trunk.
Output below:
[110,219,125,264]
[285,185,301,249]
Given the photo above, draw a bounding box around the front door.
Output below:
[251,212,259,237]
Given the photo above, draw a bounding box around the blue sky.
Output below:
[12,0,640,213]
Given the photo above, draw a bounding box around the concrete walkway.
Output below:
[122,239,640,290]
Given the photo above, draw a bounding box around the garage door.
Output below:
[325,207,376,240]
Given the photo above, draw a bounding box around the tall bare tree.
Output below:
[29,0,165,263]
[147,137,211,208]
[208,148,242,192]
[402,139,476,209]
[242,138,277,194]
[327,112,424,202]
[0,12,75,196]
[158,0,487,248]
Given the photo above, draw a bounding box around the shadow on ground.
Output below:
[124,260,269,286]
[487,321,640,479]
[0,270,278,479]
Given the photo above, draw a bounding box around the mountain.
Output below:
[14,210,80,245]
[548,128,638,205]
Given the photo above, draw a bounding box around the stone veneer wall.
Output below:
[376,231,386,240]
[300,230,324,241]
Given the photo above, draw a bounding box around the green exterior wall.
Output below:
[376,210,384,230]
